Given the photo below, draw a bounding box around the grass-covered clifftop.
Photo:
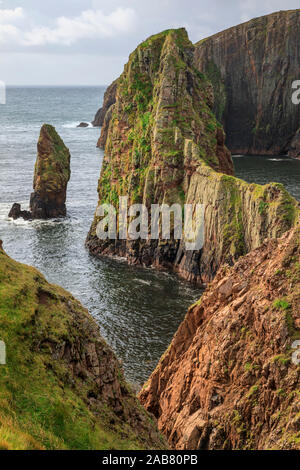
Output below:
[181,156,299,282]
[0,243,165,450]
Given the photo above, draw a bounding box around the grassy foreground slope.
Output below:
[0,243,165,450]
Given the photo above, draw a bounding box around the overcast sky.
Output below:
[0,0,299,85]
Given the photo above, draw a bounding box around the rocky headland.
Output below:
[0,242,165,450]
[140,224,300,450]
[86,28,298,285]
[9,124,71,220]
[3,10,299,453]
[95,10,300,158]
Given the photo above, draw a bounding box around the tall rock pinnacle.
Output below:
[9,124,71,220]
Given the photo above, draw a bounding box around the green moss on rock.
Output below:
[0,245,165,450]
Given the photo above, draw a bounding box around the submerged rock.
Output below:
[77,122,89,128]
[0,242,166,450]
[9,124,71,220]
[140,225,300,450]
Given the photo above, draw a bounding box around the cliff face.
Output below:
[179,160,298,283]
[194,9,300,155]
[87,28,231,282]
[86,27,298,284]
[0,244,165,450]
[140,226,300,450]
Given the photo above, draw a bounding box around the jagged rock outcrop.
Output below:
[86,28,298,285]
[140,226,300,450]
[194,9,300,155]
[92,79,118,131]
[9,124,71,220]
[0,242,165,450]
[8,203,31,220]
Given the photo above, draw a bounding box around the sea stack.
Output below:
[9,124,71,220]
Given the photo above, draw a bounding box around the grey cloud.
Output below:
[1,0,299,84]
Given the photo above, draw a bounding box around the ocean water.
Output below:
[233,154,300,201]
[0,86,203,386]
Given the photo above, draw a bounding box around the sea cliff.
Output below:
[0,243,165,450]
[194,9,300,156]
[87,28,298,284]
[140,225,300,450]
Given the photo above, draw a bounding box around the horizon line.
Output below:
[6,84,109,88]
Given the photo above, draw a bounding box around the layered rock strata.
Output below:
[194,9,300,155]
[140,226,300,450]
[86,28,298,284]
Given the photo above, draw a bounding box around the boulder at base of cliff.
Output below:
[0,241,166,450]
[140,226,300,450]
[9,124,71,220]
